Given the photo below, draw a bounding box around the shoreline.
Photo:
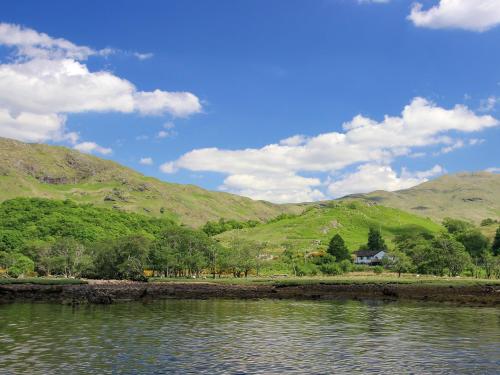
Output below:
[1,281,499,306]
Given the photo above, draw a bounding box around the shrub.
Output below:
[339,259,353,273]
[320,262,343,276]
[8,253,35,278]
[372,265,384,274]
[295,262,319,276]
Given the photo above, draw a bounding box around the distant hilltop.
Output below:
[1,136,499,226]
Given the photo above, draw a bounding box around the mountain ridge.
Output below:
[0,136,499,226]
[0,137,301,226]
[342,171,500,224]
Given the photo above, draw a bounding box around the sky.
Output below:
[0,0,499,203]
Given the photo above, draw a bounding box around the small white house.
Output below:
[354,250,386,265]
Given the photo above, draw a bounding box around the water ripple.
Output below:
[0,299,499,374]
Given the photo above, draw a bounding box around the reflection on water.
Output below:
[0,299,499,374]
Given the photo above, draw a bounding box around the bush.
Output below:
[352,264,371,272]
[8,253,35,278]
[320,262,343,276]
[295,262,319,276]
[339,259,352,273]
[372,265,384,274]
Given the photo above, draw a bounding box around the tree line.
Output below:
[1,198,499,280]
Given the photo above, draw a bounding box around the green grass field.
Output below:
[217,201,442,253]
[149,273,500,287]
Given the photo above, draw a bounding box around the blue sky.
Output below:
[0,0,499,202]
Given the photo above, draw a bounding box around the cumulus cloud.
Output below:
[221,174,325,203]
[0,23,201,144]
[408,0,500,32]
[139,157,153,165]
[328,164,444,198]
[162,97,498,202]
[74,141,112,155]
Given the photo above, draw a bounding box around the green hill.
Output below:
[346,172,500,225]
[216,201,442,253]
[0,137,300,227]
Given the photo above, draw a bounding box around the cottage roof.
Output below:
[354,250,384,257]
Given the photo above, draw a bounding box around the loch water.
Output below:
[0,299,499,374]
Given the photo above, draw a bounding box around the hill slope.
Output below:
[346,172,500,224]
[0,137,300,226]
[216,201,442,253]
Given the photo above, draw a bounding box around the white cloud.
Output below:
[486,167,500,173]
[162,97,498,202]
[139,157,153,165]
[279,134,308,146]
[74,141,112,155]
[328,164,444,198]
[0,23,96,60]
[0,23,201,144]
[159,162,177,173]
[133,52,154,60]
[156,122,177,138]
[408,0,500,32]
[221,173,325,203]
[479,96,498,112]
[439,139,464,154]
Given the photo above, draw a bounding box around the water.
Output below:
[0,299,499,374]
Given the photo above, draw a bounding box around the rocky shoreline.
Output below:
[1,281,499,306]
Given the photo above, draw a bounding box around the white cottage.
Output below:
[354,250,386,265]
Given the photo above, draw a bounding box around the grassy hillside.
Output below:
[216,200,442,253]
[346,172,500,225]
[0,137,301,227]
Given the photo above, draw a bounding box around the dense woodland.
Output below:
[1,198,499,280]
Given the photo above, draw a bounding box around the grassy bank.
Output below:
[0,278,87,285]
[148,273,500,287]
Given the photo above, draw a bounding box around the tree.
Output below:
[431,234,471,276]
[455,230,489,260]
[327,234,351,262]
[442,217,473,235]
[282,242,301,277]
[49,237,87,277]
[367,227,387,252]
[6,253,35,278]
[93,234,151,280]
[384,249,413,277]
[492,226,500,256]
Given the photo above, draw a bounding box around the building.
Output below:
[354,250,386,265]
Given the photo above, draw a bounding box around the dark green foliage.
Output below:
[442,217,474,234]
[367,227,388,251]
[319,262,342,276]
[92,235,151,281]
[327,234,351,262]
[150,226,216,277]
[0,198,175,247]
[455,230,489,259]
[393,232,472,277]
[266,213,299,224]
[492,227,500,256]
[202,218,260,236]
[481,218,498,227]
